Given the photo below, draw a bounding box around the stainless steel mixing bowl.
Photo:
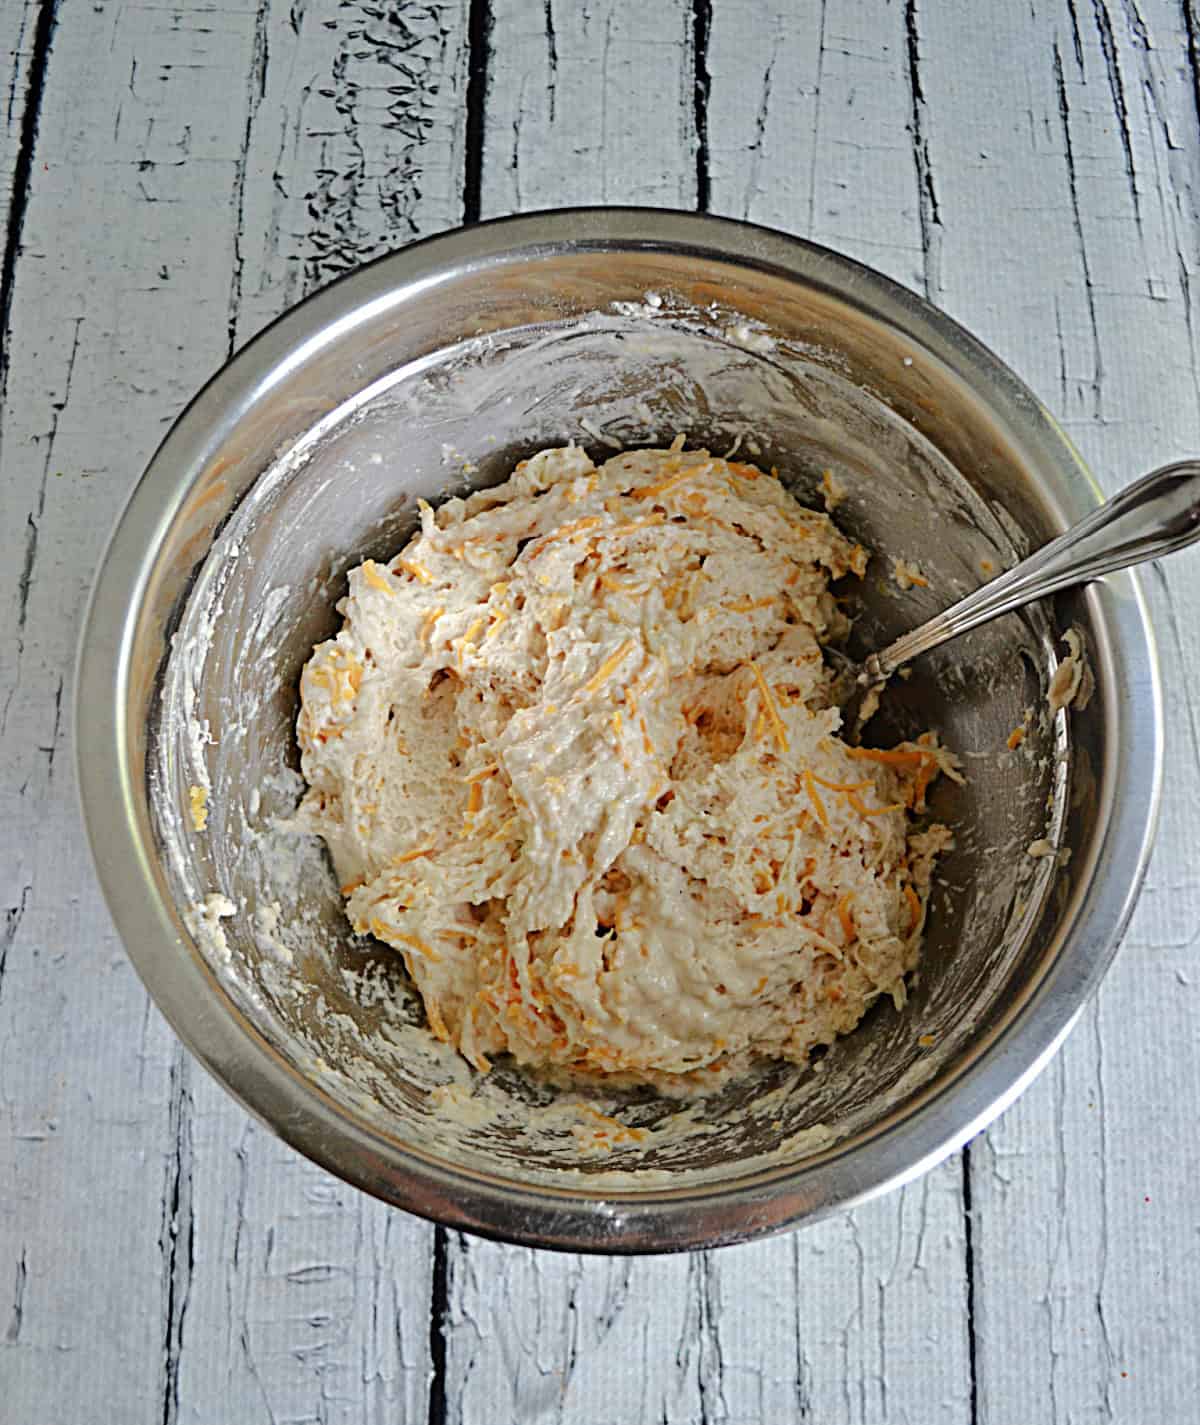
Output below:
[77,209,1161,1252]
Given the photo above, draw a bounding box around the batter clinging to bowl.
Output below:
[296,438,961,1093]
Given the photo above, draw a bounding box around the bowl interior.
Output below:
[145,245,1092,1199]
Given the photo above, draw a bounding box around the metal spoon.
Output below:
[843,459,1200,735]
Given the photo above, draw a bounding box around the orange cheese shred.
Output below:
[457,616,485,668]
[809,773,872,793]
[534,515,602,548]
[629,465,701,499]
[391,845,435,865]
[361,559,394,595]
[390,929,442,963]
[837,893,856,943]
[750,661,789,753]
[904,884,922,932]
[394,557,433,584]
[425,998,451,1043]
[420,606,443,646]
[846,746,932,766]
[803,769,829,830]
[910,760,936,811]
[847,791,905,818]
[585,638,636,693]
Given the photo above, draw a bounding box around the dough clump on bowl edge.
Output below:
[296,441,960,1095]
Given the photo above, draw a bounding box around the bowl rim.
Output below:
[76,206,1163,1252]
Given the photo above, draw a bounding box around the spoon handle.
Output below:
[864,459,1200,683]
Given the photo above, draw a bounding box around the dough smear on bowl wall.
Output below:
[295,439,963,1095]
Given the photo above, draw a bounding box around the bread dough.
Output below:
[296,443,958,1092]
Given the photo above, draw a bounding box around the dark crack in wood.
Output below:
[5,1249,27,1344]
[691,0,712,211]
[0,884,32,1006]
[228,0,272,355]
[1090,0,1143,230]
[463,0,492,222]
[159,1048,195,1425]
[0,0,59,417]
[1053,42,1105,419]
[903,0,942,299]
[962,1145,979,1425]
[1183,0,1200,139]
[426,1225,449,1425]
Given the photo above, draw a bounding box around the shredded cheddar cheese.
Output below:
[803,769,829,830]
[391,845,434,865]
[750,660,789,754]
[904,883,922,932]
[361,559,394,595]
[630,463,707,499]
[585,638,637,693]
[395,557,433,584]
[297,441,957,1097]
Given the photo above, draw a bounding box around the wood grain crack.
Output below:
[0,884,32,1007]
[1151,562,1200,778]
[227,0,272,356]
[1090,1007,1118,1417]
[741,23,779,221]
[805,0,828,236]
[1066,0,1086,72]
[961,1146,979,1425]
[13,311,83,659]
[0,0,59,416]
[1053,42,1105,419]
[903,0,941,298]
[1183,0,1200,139]
[1090,0,1143,230]
[159,1048,195,1425]
[4,1249,27,1344]
[4,2,34,127]
[463,0,492,222]
[691,0,712,212]
[543,0,558,123]
[790,1235,815,1419]
[34,674,63,777]
[693,1252,727,1425]
[426,1225,449,1425]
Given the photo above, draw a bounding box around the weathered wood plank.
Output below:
[909,0,1200,1420]
[0,3,268,1418]
[0,1,53,329]
[436,5,705,1421]
[705,6,977,1421]
[231,0,472,341]
[430,7,976,1425]
[1,1,469,1420]
[174,2,474,1420]
[708,0,926,285]
[443,1241,705,1423]
[701,1159,972,1424]
[479,0,700,214]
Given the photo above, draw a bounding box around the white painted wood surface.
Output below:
[2,2,1198,1421]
